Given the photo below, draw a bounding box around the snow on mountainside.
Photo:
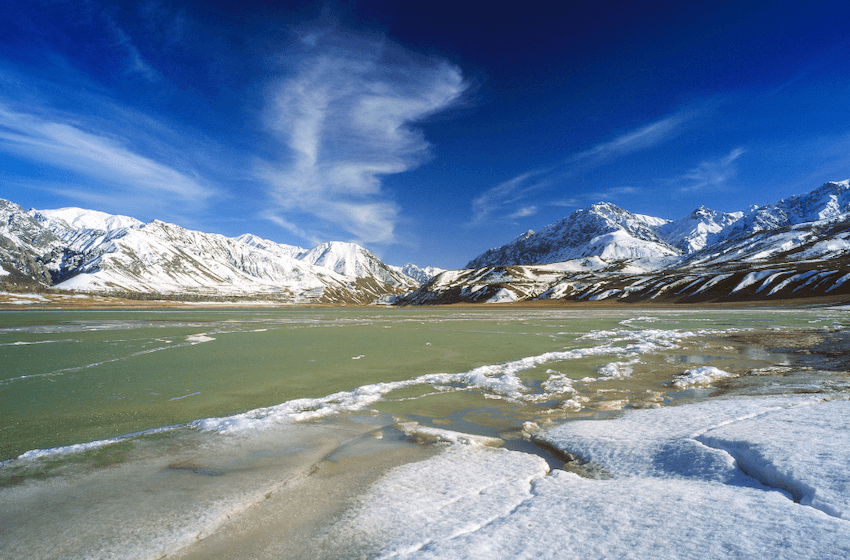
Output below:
[0,200,417,303]
[394,263,446,284]
[465,202,679,270]
[467,182,850,271]
[33,207,144,234]
[5,180,850,305]
[45,218,368,302]
[681,180,850,267]
[300,242,419,290]
[733,180,850,234]
[657,207,743,254]
[234,233,307,260]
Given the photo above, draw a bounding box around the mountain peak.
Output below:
[32,207,144,235]
[465,200,677,269]
[301,241,418,289]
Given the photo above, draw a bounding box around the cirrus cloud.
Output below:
[0,103,214,203]
[261,30,467,245]
[470,111,692,224]
[678,147,746,192]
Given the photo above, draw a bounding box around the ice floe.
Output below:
[671,365,736,387]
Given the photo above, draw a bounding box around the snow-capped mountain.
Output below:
[48,218,362,301]
[403,181,850,304]
[732,180,850,234]
[4,180,850,306]
[300,242,419,290]
[0,202,420,303]
[656,207,743,254]
[394,263,446,285]
[465,202,680,270]
[467,182,850,271]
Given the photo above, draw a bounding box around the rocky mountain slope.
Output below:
[0,200,420,303]
[400,181,850,304]
[0,199,66,288]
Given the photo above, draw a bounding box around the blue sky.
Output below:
[2,0,850,269]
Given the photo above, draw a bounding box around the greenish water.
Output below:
[0,308,603,459]
[3,306,845,460]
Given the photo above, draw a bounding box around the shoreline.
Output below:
[1,289,848,310]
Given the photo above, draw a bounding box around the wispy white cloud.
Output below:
[508,206,537,219]
[470,112,690,224]
[588,185,640,201]
[261,30,467,245]
[0,104,215,204]
[470,168,555,224]
[109,22,161,82]
[678,147,746,192]
[566,114,687,165]
[260,210,320,247]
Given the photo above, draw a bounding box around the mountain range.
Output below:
[3,180,850,305]
[0,201,431,304]
[402,180,850,304]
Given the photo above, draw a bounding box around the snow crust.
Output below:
[345,396,850,559]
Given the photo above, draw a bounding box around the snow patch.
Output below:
[672,366,735,387]
[487,288,517,303]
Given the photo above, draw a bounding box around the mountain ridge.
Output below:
[402,180,850,304]
[466,181,850,270]
[0,201,423,303]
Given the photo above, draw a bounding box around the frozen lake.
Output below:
[1,306,849,558]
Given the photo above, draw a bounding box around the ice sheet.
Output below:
[697,399,850,520]
[345,396,850,559]
[402,473,849,560]
[330,445,549,559]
